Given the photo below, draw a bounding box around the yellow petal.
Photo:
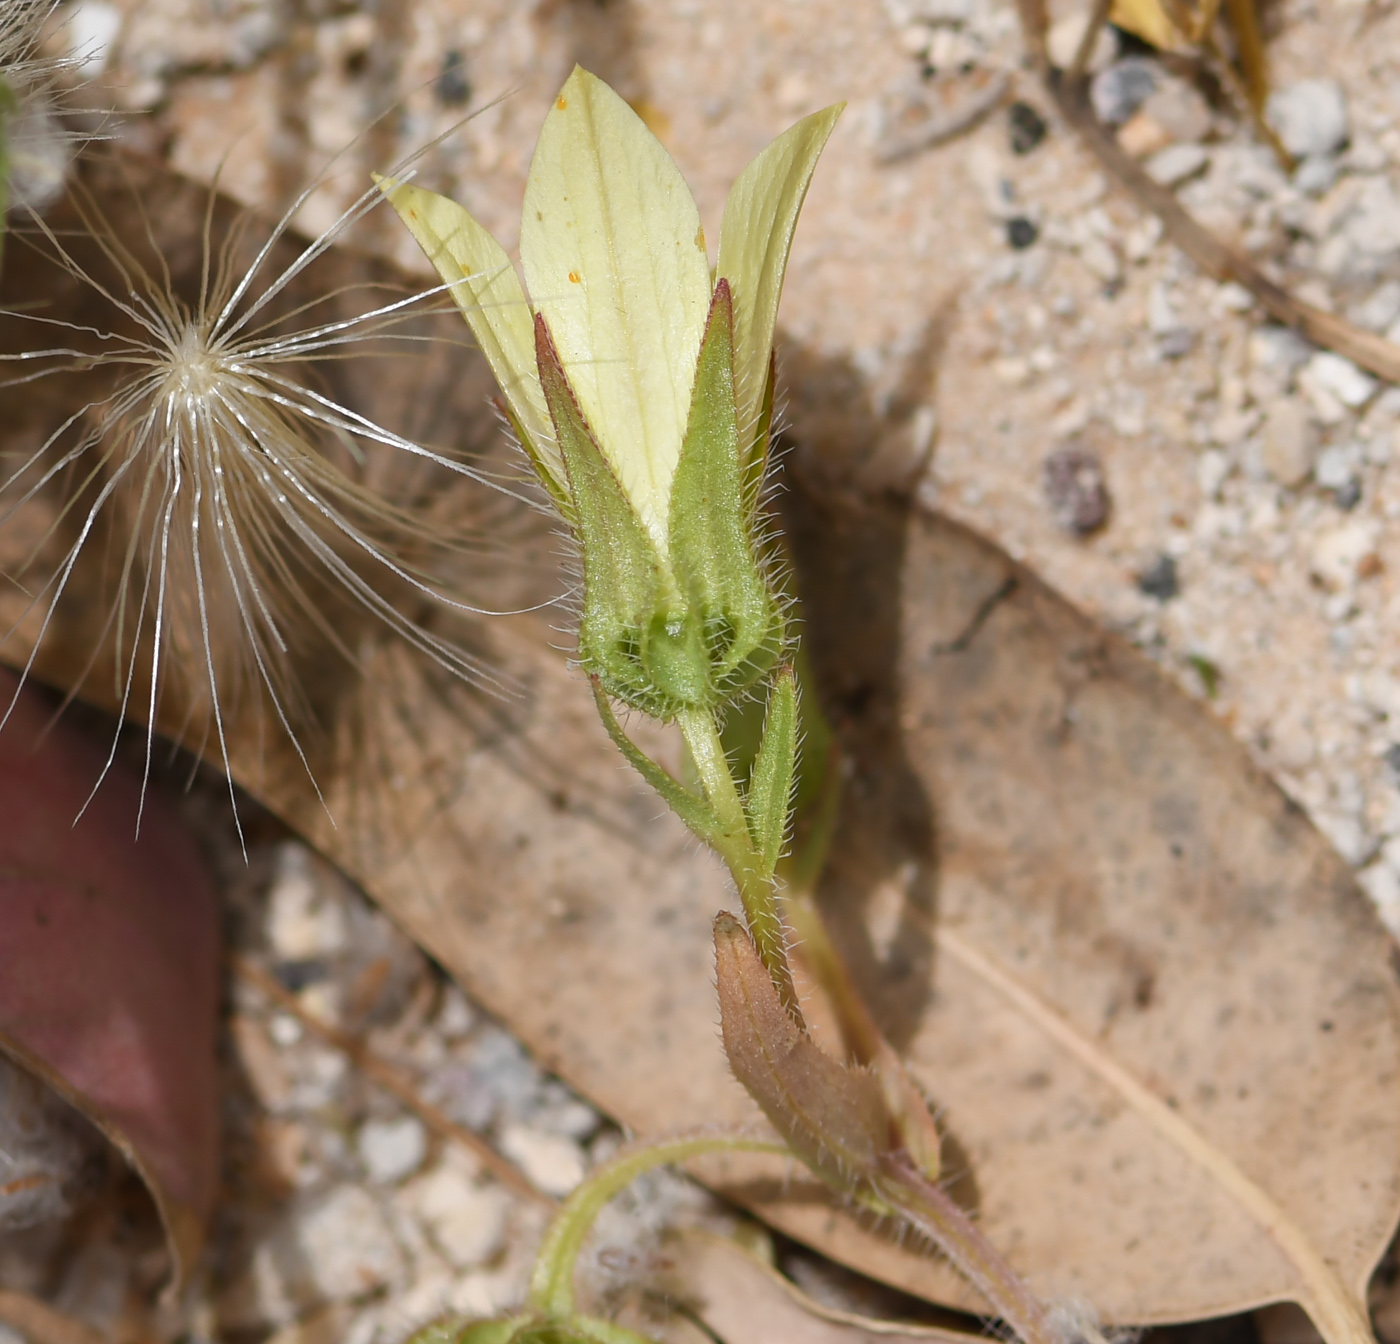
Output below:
[520,67,712,547]
[716,104,843,449]
[373,175,563,491]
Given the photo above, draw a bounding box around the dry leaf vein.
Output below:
[935,926,1373,1344]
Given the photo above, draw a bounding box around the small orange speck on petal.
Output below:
[695,226,706,252]
[557,96,567,109]
[568,271,581,283]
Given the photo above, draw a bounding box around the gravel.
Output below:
[1138,555,1180,603]
[188,831,732,1344]
[358,1118,429,1184]
[1260,401,1319,488]
[497,1126,588,1199]
[1268,78,1350,159]
[1042,445,1110,534]
[1090,59,1157,127]
[1007,99,1047,154]
[1145,143,1210,188]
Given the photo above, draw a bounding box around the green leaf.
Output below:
[716,103,843,470]
[744,668,797,878]
[529,1129,786,1323]
[520,66,712,547]
[373,175,562,494]
[667,280,784,697]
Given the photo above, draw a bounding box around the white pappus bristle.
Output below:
[0,151,547,840]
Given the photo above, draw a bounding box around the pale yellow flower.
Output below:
[380,67,841,548]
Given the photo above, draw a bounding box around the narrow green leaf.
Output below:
[745,667,798,878]
[588,679,728,851]
[667,280,783,697]
[716,103,843,468]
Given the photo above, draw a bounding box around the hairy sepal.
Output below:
[667,280,785,701]
[743,666,797,878]
[536,314,705,716]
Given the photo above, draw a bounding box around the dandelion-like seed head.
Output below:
[0,153,538,836]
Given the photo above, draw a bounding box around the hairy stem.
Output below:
[676,704,800,1019]
[872,1154,1057,1344]
[528,1130,787,1320]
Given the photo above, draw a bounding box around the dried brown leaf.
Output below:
[3,157,1399,1333]
[713,912,889,1189]
[657,1230,973,1344]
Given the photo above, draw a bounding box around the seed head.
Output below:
[0,154,528,836]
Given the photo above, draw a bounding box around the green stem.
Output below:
[528,1130,788,1320]
[676,705,800,1019]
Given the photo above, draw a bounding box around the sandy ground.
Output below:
[15,0,1400,1338]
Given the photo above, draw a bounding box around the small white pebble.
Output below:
[1313,808,1377,867]
[406,1166,511,1270]
[268,1014,303,1048]
[1267,80,1349,160]
[288,1186,404,1303]
[1197,450,1230,500]
[357,1117,428,1184]
[1359,863,1400,937]
[1315,443,1362,491]
[267,843,348,961]
[1077,236,1121,285]
[1311,518,1379,590]
[1303,352,1377,410]
[436,989,476,1038]
[1145,142,1209,188]
[1259,402,1318,487]
[498,1125,586,1197]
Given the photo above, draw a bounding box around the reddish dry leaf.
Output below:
[0,669,220,1282]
